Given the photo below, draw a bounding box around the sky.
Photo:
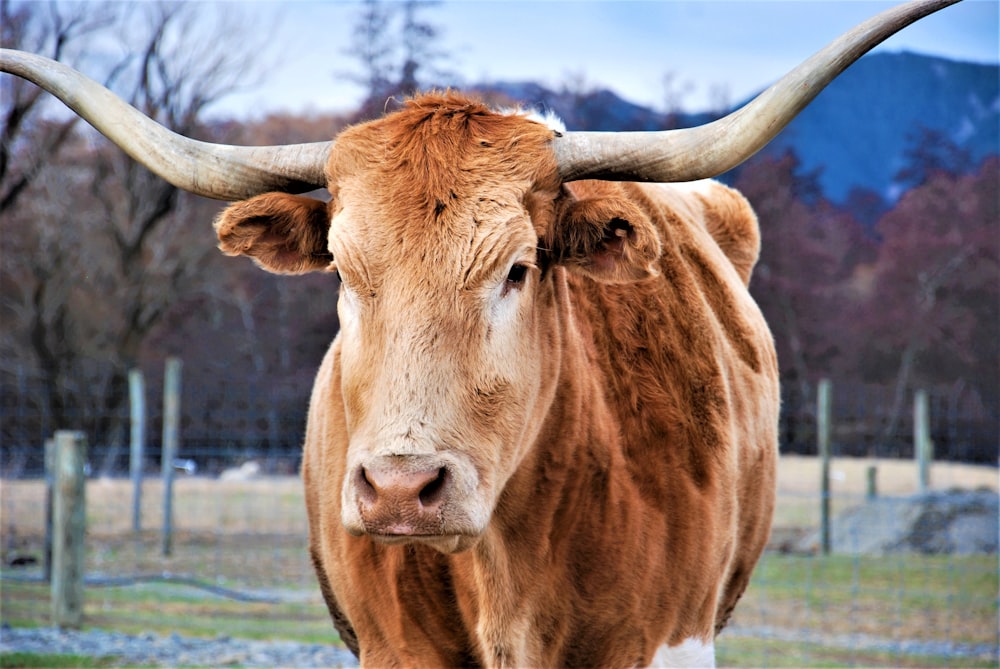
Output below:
[207,0,998,120]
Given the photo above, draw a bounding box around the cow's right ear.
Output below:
[214,193,334,274]
[545,192,662,283]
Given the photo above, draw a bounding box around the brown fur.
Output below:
[215,93,778,667]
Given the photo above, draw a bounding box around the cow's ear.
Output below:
[214,193,334,274]
[546,196,662,283]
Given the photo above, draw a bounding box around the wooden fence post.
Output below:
[914,389,931,493]
[817,379,832,555]
[866,465,878,501]
[51,430,86,629]
[129,369,146,534]
[43,438,55,582]
[162,357,182,556]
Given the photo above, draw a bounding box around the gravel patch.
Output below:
[5,624,996,665]
[0,625,359,668]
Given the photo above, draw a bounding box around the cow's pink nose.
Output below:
[356,462,449,535]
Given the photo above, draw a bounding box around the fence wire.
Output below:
[2,371,998,479]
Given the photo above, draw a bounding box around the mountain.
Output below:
[472,52,998,205]
[760,52,999,203]
[470,82,712,132]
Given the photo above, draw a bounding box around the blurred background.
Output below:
[1,1,997,666]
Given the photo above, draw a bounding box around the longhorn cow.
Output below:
[0,1,958,665]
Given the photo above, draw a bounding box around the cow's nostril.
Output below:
[418,468,448,508]
[357,467,378,504]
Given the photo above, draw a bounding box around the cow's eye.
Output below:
[506,263,529,287]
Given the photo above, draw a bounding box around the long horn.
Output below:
[554,0,961,183]
[0,49,331,201]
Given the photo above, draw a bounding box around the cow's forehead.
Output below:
[329,177,539,293]
[325,95,561,280]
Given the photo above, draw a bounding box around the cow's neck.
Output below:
[451,267,641,666]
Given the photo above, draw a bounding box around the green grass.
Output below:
[717,636,999,669]
[0,653,122,668]
[734,553,999,646]
[0,580,337,645]
[715,552,999,667]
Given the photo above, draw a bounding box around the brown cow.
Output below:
[214,99,778,666]
[0,1,958,666]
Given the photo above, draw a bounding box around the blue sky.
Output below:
[211,0,999,119]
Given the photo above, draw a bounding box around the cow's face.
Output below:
[214,95,661,553]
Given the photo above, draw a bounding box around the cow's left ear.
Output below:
[546,195,662,283]
[214,193,334,274]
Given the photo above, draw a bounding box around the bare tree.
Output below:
[347,0,447,121]
[398,0,445,96]
[0,1,265,472]
[347,0,396,119]
[0,0,116,213]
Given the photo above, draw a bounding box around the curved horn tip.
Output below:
[553,0,965,183]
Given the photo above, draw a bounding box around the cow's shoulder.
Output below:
[638,180,760,287]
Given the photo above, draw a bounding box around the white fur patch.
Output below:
[499,105,566,133]
[649,637,715,668]
[659,179,718,196]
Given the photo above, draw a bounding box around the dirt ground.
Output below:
[776,455,997,497]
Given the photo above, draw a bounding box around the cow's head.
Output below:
[0,0,957,553]
[213,96,663,552]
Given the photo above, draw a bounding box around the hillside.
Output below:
[474,52,999,205]
[761,51,999,203]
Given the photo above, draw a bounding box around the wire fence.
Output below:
[1,369,311,478]
[1,370,997,667]
[1,362,998,479]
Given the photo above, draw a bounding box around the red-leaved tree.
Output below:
[850,156,999,455]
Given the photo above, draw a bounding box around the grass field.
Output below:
[1,456,997,667]
[0,652,119,668]
[3,551,995,667]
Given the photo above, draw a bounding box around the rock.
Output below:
[795,490,999,555]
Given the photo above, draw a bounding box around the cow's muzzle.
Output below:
[342,453,486,550]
